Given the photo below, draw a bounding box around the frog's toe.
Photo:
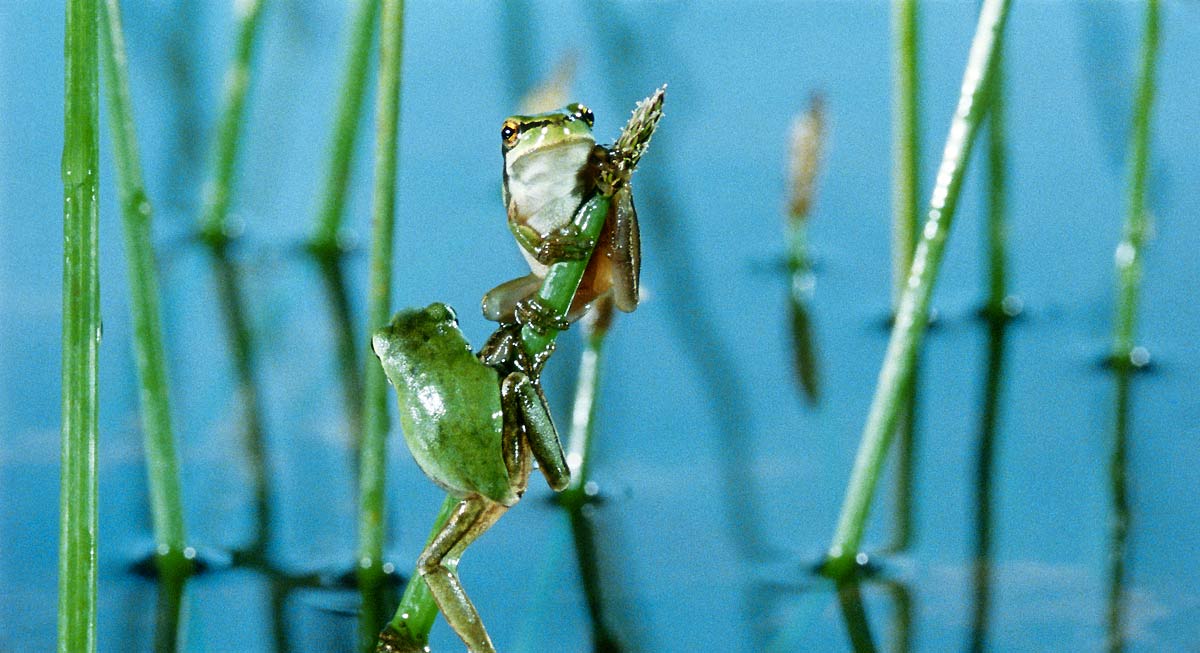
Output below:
[515,297,570,334]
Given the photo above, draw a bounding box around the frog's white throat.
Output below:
[506,138,594,235]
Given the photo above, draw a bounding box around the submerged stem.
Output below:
[825,0,1010,579]
[60,0,100,650]
[99,0,191,574]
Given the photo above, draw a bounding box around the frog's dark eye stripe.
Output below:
[501,120,519,146]
[577,105,594,127]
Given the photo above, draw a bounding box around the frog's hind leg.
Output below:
[481,273,541,323]
[416,495,508,653]
[503,372,570,491]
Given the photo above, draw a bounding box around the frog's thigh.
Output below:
[609,185,641,313]
[482,274,542,322]
[503,372,570,491]
[417,495,505,653]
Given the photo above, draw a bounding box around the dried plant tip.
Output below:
[613,85,667,176]
[787,93,827,224]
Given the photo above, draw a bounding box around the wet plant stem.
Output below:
[825,0,1010,579]
[197,0,267,241]
[1112,0,1159,367]
[892,0,920,308]
[309,0,381,253]
[983,41,1008,318]
[561,300,614,507]
[889,0,920,554]
[358,0,405,587]
[60,0,100,650]
[99,0,191,575]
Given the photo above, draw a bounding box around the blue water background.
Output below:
[2,1,1199,650]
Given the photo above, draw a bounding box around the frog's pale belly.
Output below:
[505,137,593,273]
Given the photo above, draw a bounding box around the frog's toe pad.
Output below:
[515,298,569,334]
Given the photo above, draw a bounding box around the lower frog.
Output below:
[481,103,641,333]
[372,303,568,653]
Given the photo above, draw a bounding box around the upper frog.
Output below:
[501,103,597,275]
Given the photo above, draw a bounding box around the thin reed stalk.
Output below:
[357,0,405,585]
[825,0,1010,579]
[309,0,381,253]
[1112,0,1159,367]
[59,0,100,649]
[561,299,614,507]
[99,0,190,574]
[197,0,267,241]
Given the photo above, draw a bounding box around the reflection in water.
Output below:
[967,313,1010,652]
[586,3,774,564]
[1106,367,1131,653]
[566,504,630,653]
[153,569,187,653]
[837,580,878,653]
[312,249,365,453]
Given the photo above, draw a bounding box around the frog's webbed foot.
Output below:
[533,223,595,265]
[416,495,508,653]
[515,296,570,335]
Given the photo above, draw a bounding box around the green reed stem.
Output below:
[309,0,381,253]
[358,0,405,585]
[1112,0,1159,366]
[891,0,920,309]
[889,0,921,554]
[59,0,99,650]
[561,300,614,506]
[984,41,1008,317]
[825,0,1010,579]
[99,0,191,575]
[197,0,267,241]
[380,494,458,650]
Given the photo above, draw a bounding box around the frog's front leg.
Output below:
[512,219,596,266]
[415,496,508,653]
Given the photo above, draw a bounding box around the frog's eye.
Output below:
[575,105,594,127]
[501,120,520,146]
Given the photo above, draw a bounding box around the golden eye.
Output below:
[501,120,519,146]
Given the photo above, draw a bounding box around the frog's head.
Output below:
[501,103,596,181]
[372,303,470,363]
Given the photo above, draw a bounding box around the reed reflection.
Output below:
[1105,366,1131,653]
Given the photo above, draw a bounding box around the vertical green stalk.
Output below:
[983,36,1008,317]
[309,0,381,253]
[561,299,614,506]
[59,0,99,650]
[891,0,920,309]
[358,0,405,584]
[1112,0,1159,367]
[825,0,1010,579]
[889,0,920,554]
[99,0,190,574]
[197,0,267,241]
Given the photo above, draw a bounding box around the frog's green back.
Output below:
[373,304,516,506]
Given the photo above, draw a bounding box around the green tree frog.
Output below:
[481,103,641,332]
[372,303,569,653]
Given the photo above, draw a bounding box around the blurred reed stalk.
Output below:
[379,87,665,652]
[99,0,191,576]
[982,42,1009,319]
[784,94,825,404]
[60,0,100,650]
[825,0,1010,579]
[308,0,382,457]
[888,0,920,555]
[357,0,405,589]
[560,298,614,509]
[1112,0,1159,369]
[197,0,267,242]
[309,0,381,254]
